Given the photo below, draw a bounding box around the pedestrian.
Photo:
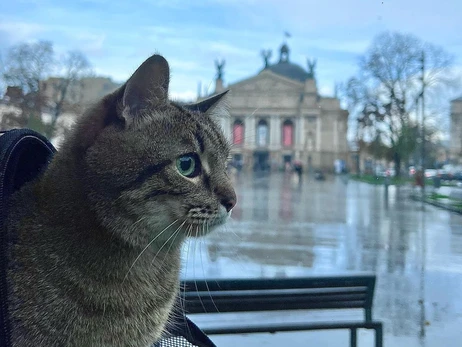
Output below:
[415,169,424,188]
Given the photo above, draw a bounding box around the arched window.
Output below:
[282,119,294,147]
[256,119,269,147]
[232,119,244,145]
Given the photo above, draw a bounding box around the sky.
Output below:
[1,0,462,103]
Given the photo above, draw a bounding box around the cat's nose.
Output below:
[215,184,236,212]
[221,196,236,212]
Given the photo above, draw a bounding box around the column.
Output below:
[293,117,298,147]
[298,117,305,150]
[274,117,282,149]
[270,116,278,147]
[333,117,338,152]
[316,116,321,151]
[246,115,256,148]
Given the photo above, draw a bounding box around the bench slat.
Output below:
[184,299,367,314]
[200,321,383,335]
[185,286,368,297]
[182,276,375,292]
[184,292,367,307]
[185,293,367,304]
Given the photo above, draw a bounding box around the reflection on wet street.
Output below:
[181,172,462,346]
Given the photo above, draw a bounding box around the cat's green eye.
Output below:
[176,153,201,178]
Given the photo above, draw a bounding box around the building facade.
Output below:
[41,76,121,109]
[203,43,349,172]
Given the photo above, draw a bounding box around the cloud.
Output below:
[0,20,48,45]
[303,38,371,55]
[167,59,201,72]
[2,0,462,108]
[137,0,186,10]
[142,26,257,58]
[319,85,334,97]
[208,41,255,58]
[0,17,107,55]
[61,31,106,56]
[92,67,127,82]
[170,90,197,102]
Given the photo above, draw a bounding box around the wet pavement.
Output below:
[181,172,462,346]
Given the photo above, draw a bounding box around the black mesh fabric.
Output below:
[154,312,216,347]
[154,336,201,347]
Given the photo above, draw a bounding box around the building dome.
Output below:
[267,61,310,82]
[261,42,310,82]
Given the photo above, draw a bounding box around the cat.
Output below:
[6,54,236,347]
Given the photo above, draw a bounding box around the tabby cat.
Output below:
[6,54,236,346]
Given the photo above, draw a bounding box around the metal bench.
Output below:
[181,274,383,347]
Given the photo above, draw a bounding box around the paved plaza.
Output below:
[181,172,462,346]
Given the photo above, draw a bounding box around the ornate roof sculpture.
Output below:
[261,43,315,83]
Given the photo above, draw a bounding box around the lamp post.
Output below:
[420,51,426,196]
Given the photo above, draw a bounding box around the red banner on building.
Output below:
[233,124,243,145]
[283,124,293,147]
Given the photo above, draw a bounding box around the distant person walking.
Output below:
[415,169,424,188]
[293,160,303,180]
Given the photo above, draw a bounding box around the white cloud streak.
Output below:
[1,0,461,105]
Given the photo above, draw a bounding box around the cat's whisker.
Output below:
[193,225,207,313]
[132,215,149,227]
[153,220,187,269]
[149,231,179,280]
[180,223,194,340]
[222,217,242,241]
[208,218,247,275]
[200,222,220,314]
[183,224,193,335]
[224,224,242,241]
[165,226,186,327]
[149,220,187,268]
[181,225,192,308]
[123,219,179,283]
[222,224,249,274]
[207,220,223,307]
[227,226,242,242]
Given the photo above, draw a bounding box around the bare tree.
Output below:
[2,41,54,129]
[344,31,457,176]
[49,50,92,127]
[1,43,93,137]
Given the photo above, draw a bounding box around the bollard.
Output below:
[384,176,390,199]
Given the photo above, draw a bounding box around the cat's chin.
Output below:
[187,212,229,238]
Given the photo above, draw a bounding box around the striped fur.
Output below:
[7,54,236,346]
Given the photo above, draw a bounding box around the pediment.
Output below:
[228,70,303,93]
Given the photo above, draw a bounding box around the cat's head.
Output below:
[69,55,236,249]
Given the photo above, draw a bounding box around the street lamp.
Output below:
[420,51,426,196]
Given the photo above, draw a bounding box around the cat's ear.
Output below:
[183,90,229,115]
[121,54,170,122]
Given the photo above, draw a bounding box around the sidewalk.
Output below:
[209,322,462,347]
[409,186,462,214]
